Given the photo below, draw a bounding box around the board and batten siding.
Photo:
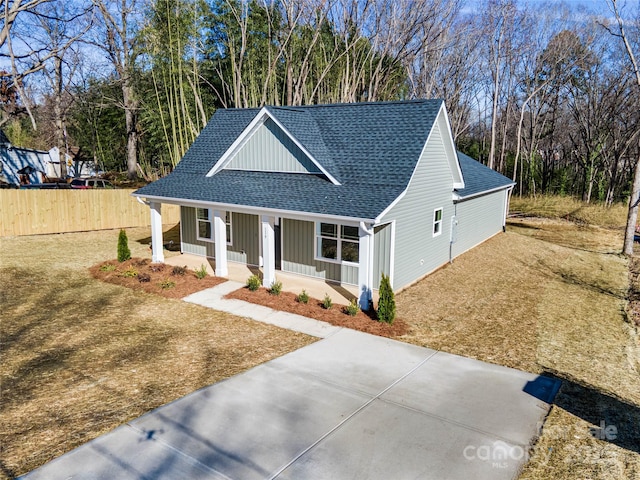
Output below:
[180,207,259,265]
[379,111,455,289]
[373,223,392,290]
[452,190,507,258]
[281,218,358,285]
[180,206,215,257]
[226,118,321,174]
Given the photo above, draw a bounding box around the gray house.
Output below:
[134,100,514,309]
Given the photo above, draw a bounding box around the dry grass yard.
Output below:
[2,196,639,480]
[396,198,640,480]
[0,226,314,479]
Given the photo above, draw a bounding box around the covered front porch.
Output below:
[146,201,381,310]
[164,253,370,307]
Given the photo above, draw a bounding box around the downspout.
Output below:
[504,186,515,232]
[449,203,458,264]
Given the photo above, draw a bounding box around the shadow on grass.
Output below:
[136,223,181,251]
[543,370,640,455]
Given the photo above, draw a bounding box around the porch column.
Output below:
[261,215,276,288]
[213,209,228,277]
[150,202,164,263]
[358,222,375,310]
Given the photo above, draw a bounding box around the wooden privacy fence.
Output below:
[0,189,180,237]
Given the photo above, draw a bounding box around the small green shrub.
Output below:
[377,273,396,324]
[137,273,151,283]
[100,263,116,272]
[345,299,359,316]
[296,290,309,304]
[122,267,138,278]
[117,229,131,262]
[247,274,261,291]
[195,264,208,280]
[322,293,333,310]
[159,279,175,289]
[171,265,187,276]
[269,280,282,296]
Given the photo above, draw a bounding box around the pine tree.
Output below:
[377,273,396,324]
[117,229,131,262]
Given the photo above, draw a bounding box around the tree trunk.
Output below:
[122,82,138,180]
[623,154,640,255]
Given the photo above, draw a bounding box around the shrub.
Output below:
[171,265,187,276]
[137,273,151,283]
[247,274,261,291]
[322,293,333,310]
[159,279,175,289]
[345,299,359,316]
[134,258,148,267]
[269,280,282,296]
[195,264,208,280]
[377,273,396,324]
[99,263,116,272]
[296,290,309,304]
[149,264,165,273]
[117,229,131,262]
[122,267,138,278]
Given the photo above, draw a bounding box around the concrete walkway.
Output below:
[183,281,342,338]
[21,286,561,480]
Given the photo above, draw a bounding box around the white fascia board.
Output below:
[131,193,374,225]
[452,183,516,202]
[438,103,465,190]
[205,107,341,185]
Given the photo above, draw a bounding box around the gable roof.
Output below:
[134,101,512,221]
[454,152,515,200]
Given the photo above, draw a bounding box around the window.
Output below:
[316,222,359,263]
[196,209,232,244]
[433,208,443,236]
[196,208,213,241]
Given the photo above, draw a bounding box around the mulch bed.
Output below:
[89,258,226,299]
[226,286,409,338]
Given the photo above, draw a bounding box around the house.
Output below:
[133,100,515,309]
[0,130,97,185]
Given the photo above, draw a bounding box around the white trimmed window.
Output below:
[316,222,359,264]
[433,208,443,237]
[196,208,232,245]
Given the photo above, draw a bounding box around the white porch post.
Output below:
[213,209,228,277]
[261,215,276,288]
[358,222,374,310]
[150,201,164,263]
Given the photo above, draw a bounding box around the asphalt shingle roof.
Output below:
[135,101,513,220]
[455,152,515,199]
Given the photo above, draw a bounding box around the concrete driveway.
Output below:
[22,329,559,480]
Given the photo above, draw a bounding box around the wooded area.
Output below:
[1,0,639,208]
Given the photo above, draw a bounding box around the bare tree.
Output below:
[91,0,142,179]
[605,0,640,255]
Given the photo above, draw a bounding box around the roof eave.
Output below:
[131,191,375,224]
[453,183,516,202]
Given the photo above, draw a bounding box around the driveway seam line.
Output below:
[267,349,439,479]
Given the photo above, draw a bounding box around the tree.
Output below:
[91,0,143,180]
[605,0,640,255]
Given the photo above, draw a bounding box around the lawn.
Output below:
[2,197,639,480]
[0,227,314,479]
[396,198,640,479]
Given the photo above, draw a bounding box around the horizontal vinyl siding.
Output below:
[227,118,321,173]
[373,223,392,290]
[281,218,358,285]
[180,206,215,257]
[228,212,259,265]
[380,111,454,290]
[453,190,507,257]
